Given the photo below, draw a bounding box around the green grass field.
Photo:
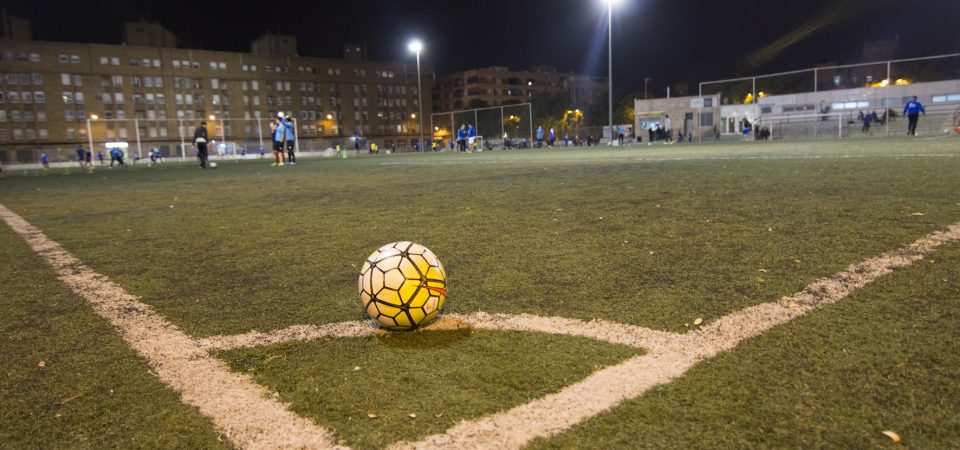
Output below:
[1,138,959,448]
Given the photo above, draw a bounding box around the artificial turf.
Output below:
[1,138,959,448]
[528,241,960,449]
[0,226,228,449]
[218,330,640,449]
[0,140,957,337]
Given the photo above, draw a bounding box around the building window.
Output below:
[111,57,120,66]
[71,55,81,64]
[173,60,181,69]
[0,110,5,122]
[39,129,49,140]
[59,54,69,63]
[61,73,71,86]
[73,75,83,86]
[75,92,84,104]
[30,53,41,62]
[932,93,960,103]
[34,91,45,103]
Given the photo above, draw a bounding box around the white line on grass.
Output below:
[387,222,960,450]
[7,197,959,450]
[198,222,960,450]
[378,152,958,167]
[0,204,343,450]
[198,313,676,352]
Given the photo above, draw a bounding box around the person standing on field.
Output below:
[272,117,287,166]
[664,115,673,143]
[194,121,210,169]
[283,116,297,165]
[903,96,925,136]
[76,146,86,168]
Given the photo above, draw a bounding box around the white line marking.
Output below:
[387,222,960,449]
[7,197,958,450]
[0,204,343,450]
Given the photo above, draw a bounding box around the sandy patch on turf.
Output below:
[0,205,341,450]
[388,222,960,450]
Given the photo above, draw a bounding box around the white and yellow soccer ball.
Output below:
[358,242,447,331]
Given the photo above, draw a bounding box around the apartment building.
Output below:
[0,22,433,163]
[433,66,605,113]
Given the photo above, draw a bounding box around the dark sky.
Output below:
[8,0,960,95]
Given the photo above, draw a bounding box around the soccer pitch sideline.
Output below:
[1,138,959,449]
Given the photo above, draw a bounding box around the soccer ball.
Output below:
[209,162,218,169]
[358,242,447,331]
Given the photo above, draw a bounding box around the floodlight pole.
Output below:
[607,1,614,146]
[415,48,425,152]
[85,118,94,154]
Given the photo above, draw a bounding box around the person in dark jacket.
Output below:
[194,121,210,169]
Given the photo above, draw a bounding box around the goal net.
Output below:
[431,103,533,150]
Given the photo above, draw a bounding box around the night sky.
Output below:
[8,0,960,95]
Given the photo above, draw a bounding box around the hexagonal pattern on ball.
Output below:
[358,242,447,331]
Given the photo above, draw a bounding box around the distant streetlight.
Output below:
[603,0,623,145]
[408,39,425,152]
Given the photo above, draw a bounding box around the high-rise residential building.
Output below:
[433,66,606,113]
[0,21,432,163]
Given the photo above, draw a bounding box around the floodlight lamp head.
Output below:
[408,40,424,54]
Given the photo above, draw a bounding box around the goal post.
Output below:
[431,103,533,150]
[82,117,302,162]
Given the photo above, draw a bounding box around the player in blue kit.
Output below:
[903,96,925,136]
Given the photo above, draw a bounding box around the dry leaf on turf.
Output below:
[881,430,901,442]
[758,269,769,273]
[38,360,46,368]
[408,413,417,419]
[353,366,361,371]
[910,212,926,216]
[367,413,379,419]
[693,318,704,326]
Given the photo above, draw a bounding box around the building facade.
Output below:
[433,66,606,113]
[633,94,722,140]
[0,24,433,163]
